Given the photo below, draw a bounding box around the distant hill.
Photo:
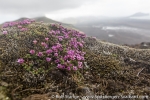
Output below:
[0,16,77,36]
[34,16,58,23]
[15,17,29,21]
[129,12,150,20]
[33,16,75,29]
[130,12,149,17]
[2,16,75,29]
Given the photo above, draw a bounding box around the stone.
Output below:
[0,81,9,87]
[0,86,10,100]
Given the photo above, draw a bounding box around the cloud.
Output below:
[46,0,150,20]
[0,13,20,23]
[0,0,93,17]
[0,0,150,22]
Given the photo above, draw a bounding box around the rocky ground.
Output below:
[0,20,150,100]
[124,42,150,49]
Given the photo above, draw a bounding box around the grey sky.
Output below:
[0,0,150,23]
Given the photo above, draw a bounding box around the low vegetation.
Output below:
[0,19,149,100]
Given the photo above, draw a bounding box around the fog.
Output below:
[1,0,150,45]
[0,0,150,23]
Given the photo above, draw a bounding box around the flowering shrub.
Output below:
[5,21,87,74]
[2,19,35,28]
[2,31,8,34]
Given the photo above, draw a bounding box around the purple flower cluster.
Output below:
[20,28,28,32]
[2,31,8,35]
[16,23,86,72]
[3,19,35,28]
[2,19,35,34]
[46,49,53,54]
[17,58,24,64]
[33,40,37,44]
[41,42,48,48]
[37,52,43,57]
[46,57,51,62]
[30,50,35,54]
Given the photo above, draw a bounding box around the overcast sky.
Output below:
[0,0,150,23]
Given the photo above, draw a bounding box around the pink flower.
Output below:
[41,42,46,46]
[70,55,76,60]
[64,35,69,39]
[45,44,48,48]
[57,36,64,40]
[55,59,60,63]
[54,53,58,57]
[49,31,52,34]
[67,67,71,71]
[17,58,24,64]
[67,50,75,55]
[29,50,35,54]
[78,61,82,66]
[26,21,31,24]
[20,28,27,32]
[46,57,51,62]
[41,42,48,48]
[67,60,70,63]
[57,64,63,68]
[81,41,85,44]
[18,25,22,29]
[77,42,83,47]
[63,55,68,60]
[33,40,37,44]
[56,30,60,34]
[45,37,49,41]
[78,66,83,68]
[49,30,56,35]
[46,49,52,54]
[55,43,62,50]
[76,55,82,60]
[57,37,62,41]
[37,52,43,57]
[73,66,78,71]
[3,23,9,28]
[3,31,8,34]
[52,46,58,52]
[78,62,83,68]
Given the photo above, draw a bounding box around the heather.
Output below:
[0,19,87,99]
[0,19,150,100]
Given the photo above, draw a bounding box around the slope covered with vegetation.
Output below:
[0,19,150,100]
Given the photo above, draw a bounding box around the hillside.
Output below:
[1,17,74,30]
[33,16,73,28]
[0,19,150,100]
